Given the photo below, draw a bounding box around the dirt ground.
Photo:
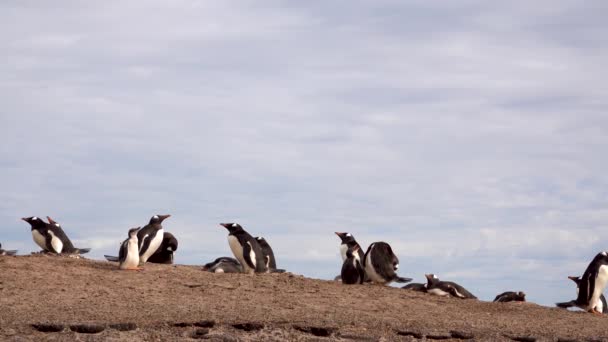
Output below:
[1,254,607,341]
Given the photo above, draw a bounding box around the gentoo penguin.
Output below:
[341,245,365,284]
[254,236,285,273]
[22,217,49,252]
[557,274,608,314]
[147,232,178,264]
[45,216,91,254]
[556,251,608,315]
[220,223,267,274]
[494,291,526,303]
[119,227,142,270]
[335,232,365,262]
[202,257,243,273]
[568,275,608,313]
[137,214,170,264]
[425,274,477,299]
[0,243,17,256]
[363,242,411,285]
[402,283,427,292]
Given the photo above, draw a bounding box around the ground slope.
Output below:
[0,254,606,341]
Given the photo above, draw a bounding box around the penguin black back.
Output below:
[0,243,17,256]
[402,283,427,292]
[493,291,526,303]
[202,257,243,273]
[255,236,280,271]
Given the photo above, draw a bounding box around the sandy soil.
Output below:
[1,254,607,341]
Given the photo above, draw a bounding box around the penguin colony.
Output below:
[3,216,607,314]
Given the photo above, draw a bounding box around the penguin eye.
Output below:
[346,233,351,237]
[32,217,38,220]
[153,215,159,219]
[232,223,238,228]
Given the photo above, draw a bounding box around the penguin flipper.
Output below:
[241,241,257,270]
[556,300,577,309]
[75,248,91,255]
[105,255,120,262]
[394,276,413,284]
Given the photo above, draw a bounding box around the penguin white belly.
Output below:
[364,247,385,284]
[120,239,140,269]
[340,244,348,261]
[428,288,451,297]
[32,230,47,250]
[49,232,63,253]
[596,297,604,313]
[141,229,163,263]
[228,235,250,274]
[590,265,608,310]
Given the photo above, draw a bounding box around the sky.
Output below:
[1,1,607,306]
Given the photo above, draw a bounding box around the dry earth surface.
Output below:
[1,254,607,341]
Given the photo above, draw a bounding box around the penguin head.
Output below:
[335,232,356,244]
[425,273,440,286]
[128,227,141,238]
[46,216,61,228]
[517,291,526,300]
[255,236,268,247]
[22,216,46,229]
[149,214,171,225]
[220,223,243,233]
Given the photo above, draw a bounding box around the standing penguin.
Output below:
[45,216,90,254]
[147,232,178,264]
[425,274,477,299]
[202,257,243,273]
[363,242,411,285]
[335,232,365,262]
[556,252,608,315]
[341,245,365,284]
[22,217,49,252]
[567,275,608,313]
[137,214,170,264]
[255,236,285,273]
[119,227,142,270]
[494,291,526,303]
[0,243,17,256]
[220,223,267,274]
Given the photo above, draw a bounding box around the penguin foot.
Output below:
[125,267,144,271]
[590,308,603,316]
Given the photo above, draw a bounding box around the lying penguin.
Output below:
[202,257,243,273]
[0,243,17,256]
[494,291,526,302]
[425,274,477,299]
[402,283,427,292]
[363,242,411,285]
